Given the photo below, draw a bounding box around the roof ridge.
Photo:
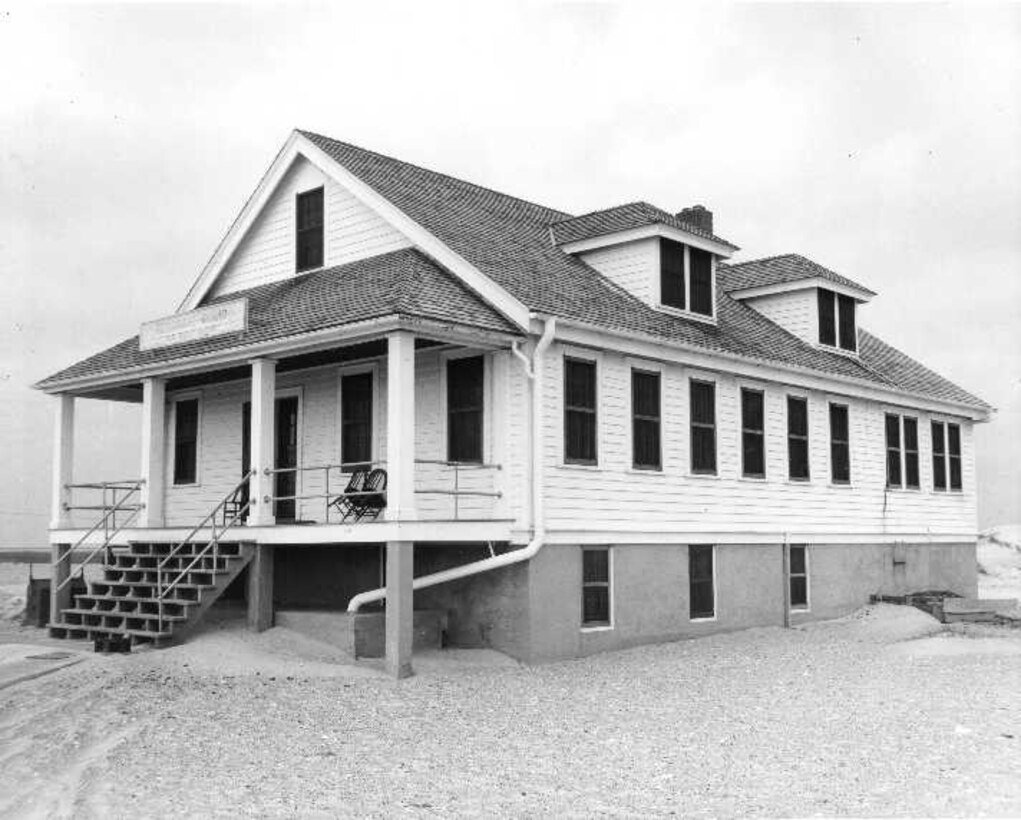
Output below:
[721,252,803,269]
[298,129,574,220]
[550,201,655,226]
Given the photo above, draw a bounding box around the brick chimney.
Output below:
[676,204,713,235]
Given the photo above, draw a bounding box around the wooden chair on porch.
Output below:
[329,468,387,522]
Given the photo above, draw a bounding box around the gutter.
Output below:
[346,316,557,613]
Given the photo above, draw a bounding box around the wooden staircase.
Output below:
[49,541,254,646]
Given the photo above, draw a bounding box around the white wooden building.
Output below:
[37,130,991,674]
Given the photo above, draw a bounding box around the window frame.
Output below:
[740,387,766,479]
[630,367,662,471]
[295,186,325,274]
[788,544,810,612]
[688,544,717,621]
[337,363,379,472]
[658,238,716,321]
[563,354,599,466]
[817,287,858,354]
[828,402,851,485]
[171,394,202,487]
[444,353,486,465]
[885,412,920,490]
[931,419,963,492]
[689,378,718,476]
[581,546,613,630]
[786,394,811,482]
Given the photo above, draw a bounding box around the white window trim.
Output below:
[827,400,852,487]
[168,391,203,488]
[789,544,811,613]
[561,346,602,468]
[438,348,491,465]
[738,384,767,480]
[580,545,614,632]
[688,375,719,477]
[816,288,858,355]
[689,543,718,623]
[336,362,380,470]
[627,362,664,472]
[294,184,328,276]
[884,412,921,492]
[929,417,964,493]
[785,392,812,483]
[653,239,718,323]
[273,386,304,519]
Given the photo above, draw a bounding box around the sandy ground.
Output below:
[978,525,1021,602]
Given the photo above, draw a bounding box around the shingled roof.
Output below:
[720,253,876,297]
[37,249,516,388]
[550,201,739,250]
[37,130,989,413]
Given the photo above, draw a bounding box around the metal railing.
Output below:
[155,470,254,633]
[54,479,145,595]
[263,459,503,522]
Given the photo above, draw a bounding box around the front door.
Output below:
[274,396,300,521]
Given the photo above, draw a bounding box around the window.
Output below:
[296,187,324,272]
[447,356,484,463]
[829,403,850,484]
[789,545,808,610]
[885,414,919,489]
[173,398,199,485]
[787,396,810,480]
[660,238,714,318]
[582,547,611,627]
[341,372,373,470]
[741,388,765,478]
[932,420,963,491]
[690,379,717,474]
[817,288,857,352]
[660,239,686,310]
[564,357,597,464]
[631,369,661,470]
[689,545,715,619]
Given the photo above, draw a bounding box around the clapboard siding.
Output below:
[539,343,977,537]
[578,238,659,304]
[161,349,525,527]
[208,156,411,299]
[744,289,817,344]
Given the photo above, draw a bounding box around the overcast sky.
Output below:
[1,3,1018,548]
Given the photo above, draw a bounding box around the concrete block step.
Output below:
[942,598,1018,615]
[49,623,171,643]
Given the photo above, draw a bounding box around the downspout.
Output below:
[347,317,557,612]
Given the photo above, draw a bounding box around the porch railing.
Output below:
[263,459,503,522]
[54,479,145,595]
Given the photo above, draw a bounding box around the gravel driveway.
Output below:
[1,605,1020,818]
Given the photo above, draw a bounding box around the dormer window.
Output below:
[817,288,856,352]
[296,187,324,272]
[660,238,714,318]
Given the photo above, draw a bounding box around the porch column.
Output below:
[385,540,414,679]
[249,358,277,527]
[386,330,416,520]
[50,394,75,529]
[139,377,166,527]
[247,544,274,631]
[49,543,71,629]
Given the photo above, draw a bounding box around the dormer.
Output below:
[551,202,739,323]
[720,254,876,355]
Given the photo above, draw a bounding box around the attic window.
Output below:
[296,187,324,273]
[817,288,857,352]
[660,239,714,318]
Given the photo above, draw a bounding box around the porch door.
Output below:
[274,396,300,521]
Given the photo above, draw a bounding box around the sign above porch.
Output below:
[139,299,248,351]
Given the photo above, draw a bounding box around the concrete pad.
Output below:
[0,642,87,690]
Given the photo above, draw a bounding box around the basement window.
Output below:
[582,547,611,628]
[173,398,199,485]
[789,545,809,610]
[660,238,715,318]
[817,288,857,353]
[296,187,324,272]
[932,420,962,491]
[689,545,715,620]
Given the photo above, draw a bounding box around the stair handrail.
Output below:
[155,470,254,632]
[54,480,144,594]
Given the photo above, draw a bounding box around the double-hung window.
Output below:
[296,187,324,272]
[829,403,850,484]
[564,357,597,465]
[447,356,485,463]
[817,288,857,352]
[690,379,717,474]
[789,545,809,610]
[660,238,714,318]
[341,372,373,470]
[885,413,919,489]
[582,547,611,627]
[932,420,962,491]
[173,398,199,485]
[689,545,715,619]
[741,388,765,478]
[787,396,810,480]
[631,369,661,470]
